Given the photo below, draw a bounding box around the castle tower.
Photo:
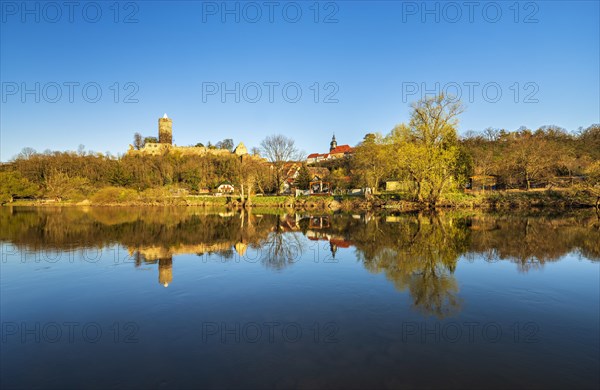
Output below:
[158,257,173,288]
[329,134,337,152]
[158,113,173,144]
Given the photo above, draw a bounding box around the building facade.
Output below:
[306,134,354,164]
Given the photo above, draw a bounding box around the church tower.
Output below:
[329,134,337,152]
[158,113,173,144]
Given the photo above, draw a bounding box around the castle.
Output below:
[128,114,249,157]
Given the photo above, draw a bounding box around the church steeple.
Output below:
[329,134,337,152]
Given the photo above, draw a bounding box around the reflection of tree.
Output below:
[466,213,600,271]
[0,206,276,255]
[260,216,304,270]
[352,213,467,318]
[407,261,461,318]
[1,207,598,297]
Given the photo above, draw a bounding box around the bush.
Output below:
[139,187,171,203]
[91,187,138,204]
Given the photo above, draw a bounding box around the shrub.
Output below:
[91,187,138,204]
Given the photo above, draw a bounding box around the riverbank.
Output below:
[6,188,599,211]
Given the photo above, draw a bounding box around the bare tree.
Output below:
[260,134,304,194]
[482,127,500,142]
[18,147,37,160]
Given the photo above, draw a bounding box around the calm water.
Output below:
[1,206,599,389]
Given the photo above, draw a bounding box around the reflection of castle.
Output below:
[130,242,250,288]
[158,257,173,288]
[129,214,357,286]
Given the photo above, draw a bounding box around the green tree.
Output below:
[0,171,37,204]
[352,133,392,194]
[295,164,312,190]
[216,138,234,152]
[327,168,348,191]
[390,95,465,206]
[144,136,158,144]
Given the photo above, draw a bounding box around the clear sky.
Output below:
[1,0,599,161]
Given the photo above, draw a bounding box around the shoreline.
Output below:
[4,189,599,212]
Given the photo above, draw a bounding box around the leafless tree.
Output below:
[260,134,304,194]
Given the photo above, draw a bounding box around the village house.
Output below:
[281,163,330,194]
[216,182,235,194]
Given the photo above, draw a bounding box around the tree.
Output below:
[17,147,37,159]
[133,133,144,150]
[0,171,37,204]
[482,127,500,142]
[295,164,312,190]
[390,94,465,206]
[583,160,600,210]
[144,136,158,145]
[233,155,264,203]
[216,138,234,152]
[507,132,562,190]
[327,168,349,192]
[260,134,304,194]
[44,170,91,201]
[352,133,392,194]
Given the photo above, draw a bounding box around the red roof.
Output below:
[329,145,353,154]
[308,145,354,159]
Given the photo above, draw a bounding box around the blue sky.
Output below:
[1,0,599,161]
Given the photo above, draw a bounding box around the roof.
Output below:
[330,145,354,154]
[330,238,352,248]
[307,145,354,159]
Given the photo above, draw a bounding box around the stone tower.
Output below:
[158,257,173,288]
[158,113,173,144]
[329,134,337,152]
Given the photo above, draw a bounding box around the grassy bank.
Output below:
[6,188,599,211]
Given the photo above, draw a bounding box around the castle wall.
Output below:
[127,116,254,159]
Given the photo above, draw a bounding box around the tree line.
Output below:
[313,95,600,206]
[1,95,599,206]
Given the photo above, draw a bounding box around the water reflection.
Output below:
[354,214,468,318]
[1,206,598,317]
